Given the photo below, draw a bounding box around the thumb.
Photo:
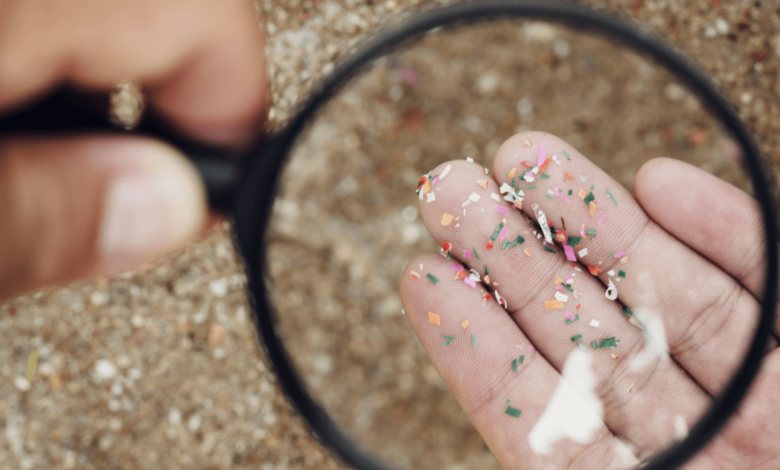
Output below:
[0,135,207,298]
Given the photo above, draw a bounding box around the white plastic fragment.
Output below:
[500,183,513,194]
[468,192,481,202]
[607,270,615,276]
[532,204,553,244]
[554,292,568,303]
[578,248,588,257]
[440,164,452,180]
[605,279,618,300]
[491,193,501,202]
[466,157,474,162]
[589,320,600,327]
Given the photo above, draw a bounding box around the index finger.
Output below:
[0,0,268,147]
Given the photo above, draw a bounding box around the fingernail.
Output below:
[99,166,204,269]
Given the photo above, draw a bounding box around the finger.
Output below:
[491,132,770,395]
[634,158,773,309]
[417,160,710,457]
[0,0,267,147]
[0,135,206,298]
[400,252,637,469]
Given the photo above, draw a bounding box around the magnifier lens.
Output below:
[265,19,755,470]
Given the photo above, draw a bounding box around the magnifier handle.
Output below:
[0,89,242,213]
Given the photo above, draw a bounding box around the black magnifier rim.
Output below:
[236,1,779,469]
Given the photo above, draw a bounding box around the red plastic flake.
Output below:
[588,265,602,276]
[483,293,493,302]
[486,240,494,250]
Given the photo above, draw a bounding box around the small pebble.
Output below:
[95,359,117,380]
[14,376,31,391]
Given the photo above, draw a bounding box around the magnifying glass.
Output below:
[1,1,777,469]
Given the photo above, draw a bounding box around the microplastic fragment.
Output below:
[537,142,547,167]
[509,167,517,177]
[500,183,514,194]
[583,192,595,205]
[26,349,38,381]
[567,236,582,247]
[524,139,533,147]
[620,307,632,318]
[570,334,583,342]
[544,195,553,200]
[464,249,472,259]
[628,382,634,393]
[598,337,618,349]
[542,246,558,254]
[532,204,553,244]
[568,189,573,196]
[607,190,618,206]
[499,226,509,241]
[440,164,452,179]
[540,173,550,180]
[563,150,571,160]
[607,270,615,276]
[519,355,526,363]
[410,271,420,280]
[579,188,587,199]
[589,320,600,327]
[466,157,474,162]
[598,214,606,225]
[562,283,574,293]
[441,213,454,226]
[589,201,597,216]
[428,312,441,325]
[606,279,618,300]
[431,176,440,185]
[591,341,598,349]
[451,264,463,271]
[495,205,509,214]
[587,229,597,237]
[486,240,494,251]
[471,334,477,350]
[526,184,537,189]
[468,192,481,202]
[505,406,522,418]
[512,358,518,373]
[578,248,588,257]
[564,311,577,321]
[525,345,534,354]
[491,223,505,241]
[554,292,569,302]
[463,278,477,289]
[588,265,601,275]
[491,193,501,202]
[524,248,532,256]
[545,300,565,309]
[477,179,489,189]
[579,174,586,182]
[618,270,626,278]
[474,250,481,262]
[426,192,436,203]
[615,251,626,258]
[461,320,470,328]
[566,314,580,324]
[426,274,439,284]
[443,336,456,345]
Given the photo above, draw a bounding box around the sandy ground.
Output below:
[1,1,779,469]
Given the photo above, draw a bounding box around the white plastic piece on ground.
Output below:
[554,292,568,303]
[529,349,604,455]
[605,279,618,300]
[468,192,480,202]
[532,204,553,244]
[426,192,436,203]
[630,308,669,371]
[440,164,452,179]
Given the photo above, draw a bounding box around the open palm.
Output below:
[400,132,780,469]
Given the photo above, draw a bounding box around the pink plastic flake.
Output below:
[564,245,577,262]
[565,311,577,321]
[537,142,547,167]
[495,205,509,214]
[452,264,464,271]
[463,278,477,289]
[463,249,472,259]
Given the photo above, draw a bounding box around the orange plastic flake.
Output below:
[524,138,533,147]
[428,312,441,325]
[477,179,489,189]
[484,167,490,175]
[621,257,629,264]
[524,248,532,256]
[484,275,491,284]
[564,171,575,182]
[456,270,468,280]
[554,278,563,285]
[441,213,454,226]
[588,265,602,276]
[486,240,494,250]
[576,304,582,310]
[411,271,420,280]
[538,157,552,174]
[589,201,597,215]
[611,354,619,360]
[545,300,565,309]
[441,242,453,254]
[513,199,523,210]
[461,320,470,328]
[422,181,431,195]
[579,188,587,199]
[509,167,517,178]
[555,232,566,243]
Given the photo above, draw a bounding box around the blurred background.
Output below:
[1,1,779,469]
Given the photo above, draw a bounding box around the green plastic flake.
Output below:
[511,178,517,189]
[563,150,572,160]
[426,274,439,284]
[501,235,525,250]
[443,336,456,346]
[620,307,632,318]
[618,270,626,278]
[587,229,597,237]
[591,185,595,190]
[544,194,553,200]
[607,190,619,206]
[591,341,599,350]
[570,334,582,342]
[471,334,477,350]
[491,223,505,241]
[473,250,481,262]
[542,246,558,254]
[562,283,574,292]
[568,189,573,196]
[566,236,582,247]
[583,192,595,205]
[519,355,525,364]
[540,173,550,180]
[505,406,522,418]
[566,314,580,325]
[512,358,518,373]
[526,185,538,190]
[446,252,451,260]
[598,337,618,349]
[485,266,489,276]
